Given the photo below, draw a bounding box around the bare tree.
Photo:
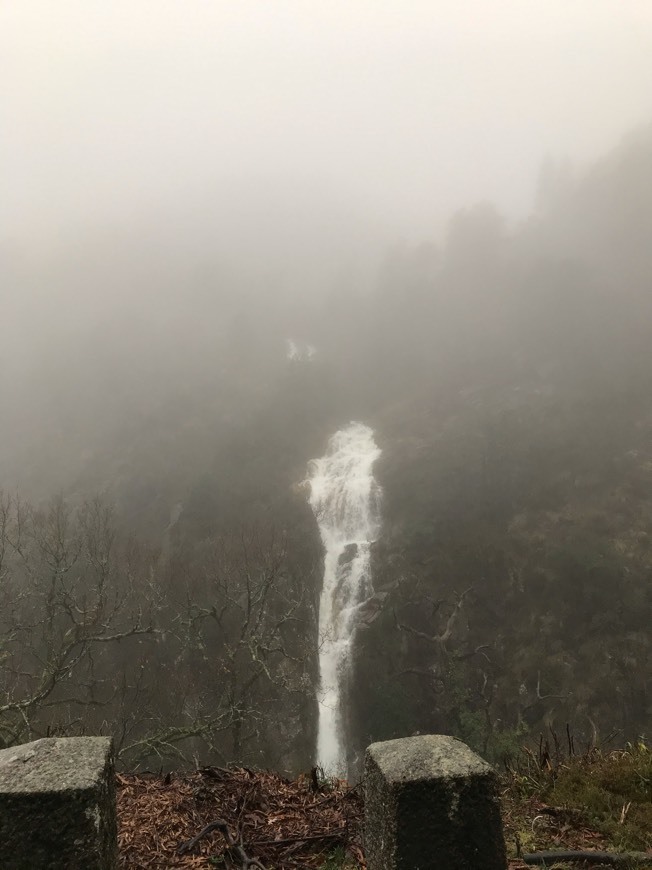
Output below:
[146,527,316,770]
[0,495,317,772]
[0,493,158,748]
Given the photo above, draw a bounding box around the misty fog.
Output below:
[2,1,652,782]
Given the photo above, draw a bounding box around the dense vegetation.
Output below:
[2,125,652,772]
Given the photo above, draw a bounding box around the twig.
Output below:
[177,819,266,869]
[522,850,651,866]
[252,830,344,847]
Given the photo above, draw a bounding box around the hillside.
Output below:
[2,126,652,773]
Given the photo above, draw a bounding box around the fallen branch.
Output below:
[177,819,266,869]
[522,850,652,866]
[253,830,344,847]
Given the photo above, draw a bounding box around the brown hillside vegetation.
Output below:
[117,743,652,869]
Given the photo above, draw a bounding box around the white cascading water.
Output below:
[306,422,381,778]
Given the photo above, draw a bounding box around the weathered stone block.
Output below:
[365,734,506,870]
[0,736,117,870]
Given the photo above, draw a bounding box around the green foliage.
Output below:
[545,744,652,850]
[483,724,532,766]
[506,740,652,851]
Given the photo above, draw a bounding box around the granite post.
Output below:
[0,736,117,870]
[364,734,506,870]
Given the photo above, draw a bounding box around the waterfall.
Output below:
[306,422,381,778]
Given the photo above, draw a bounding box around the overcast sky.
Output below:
[2,0,652,246]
